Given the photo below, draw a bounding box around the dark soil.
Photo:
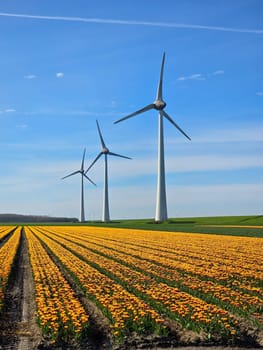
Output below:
[0,228,41,350]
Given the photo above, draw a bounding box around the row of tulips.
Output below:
[0,226,16,241]
[24,227,89,342]
[0,227,21,311]
[35,226,240,339]
[29,226,167,339]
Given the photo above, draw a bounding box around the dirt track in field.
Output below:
[0,228,41,350]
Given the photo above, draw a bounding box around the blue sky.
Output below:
[0,0,262,220]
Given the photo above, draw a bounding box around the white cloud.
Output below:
[24,74,37,79]
[56,72,64,78]
[178,76,187,81]
[171,125,263,144]
[88,182,262,219]
[212,70,224,75]
[1,154,262,219]
[190,73,205,80]
[22,109,123,117]
[0,12,263,34]
[80,183,263,219]
[0,118,262,219]
[0,181,262,219]
[177,73,205,81]
[111,99,117,108]
[177,70,224,81]
[168,155,263,172]
[16,124,28,129]
[5,108,16,113]
[166,183,263,218]
[85,153,263,182]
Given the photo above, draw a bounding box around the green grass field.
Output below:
[84,215,263,237]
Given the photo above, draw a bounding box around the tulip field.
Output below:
[0,225,262,349]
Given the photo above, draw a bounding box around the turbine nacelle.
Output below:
[153,99,166,110]
[102,147,109,154]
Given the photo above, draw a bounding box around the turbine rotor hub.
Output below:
[154,99,166,110]
[102,147,109,154]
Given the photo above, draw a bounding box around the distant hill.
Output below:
[0,213,78,223]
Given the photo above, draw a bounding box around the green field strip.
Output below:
[84,217,263,237]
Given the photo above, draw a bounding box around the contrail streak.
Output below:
[0,12,263,34]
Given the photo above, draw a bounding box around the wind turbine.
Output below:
[86,120,131,223]
[114,52,191,222]
[62,148,96,222]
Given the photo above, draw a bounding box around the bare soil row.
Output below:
[0,228,41,350]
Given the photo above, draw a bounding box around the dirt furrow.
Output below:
[0,228,41,350]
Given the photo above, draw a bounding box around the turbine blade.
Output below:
[83,173,97,186]
[156,52,165,100]
[162,110,191,140]
[61,170,80,180]
[85,152,103,173]
[81,148,86,171]
[114,104,155,124]
[96,120,106,148]
[108,151,132,160]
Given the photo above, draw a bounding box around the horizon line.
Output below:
[0,12,263,34]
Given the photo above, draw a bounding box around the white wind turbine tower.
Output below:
[114,52,191,222]
[86,120,131,223]
[62,148,96,222]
